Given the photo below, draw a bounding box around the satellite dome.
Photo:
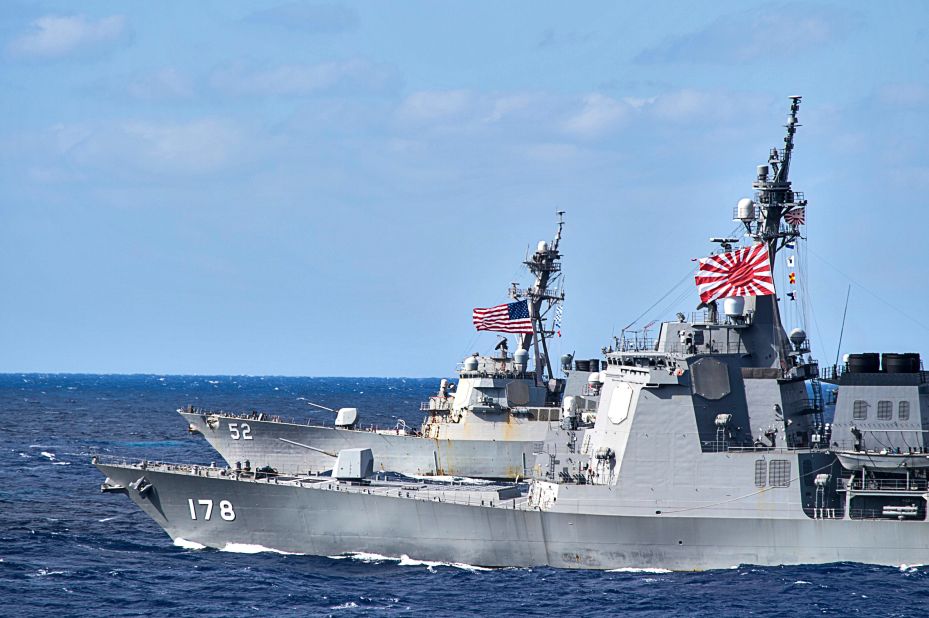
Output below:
[789,328,807,347]
[736,198,755,221]
[723,296,745,318]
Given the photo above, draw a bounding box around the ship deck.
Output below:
[95,457,530,509]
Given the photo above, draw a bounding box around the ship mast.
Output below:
[740,96,807,367]
[511,212,565,384]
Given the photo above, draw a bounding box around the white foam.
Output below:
[31,568,67,577]
[220,542,304,555]
[329,552,489,571]
[794,580,812,585]
[330,602,359,610]
[398,554,491,571]
[173,538,206,550]
[328,551,396,563]
[52,461,70,466]
[40,451,56,461]
[98,516,120,523]
[900,563,924,572]
[608,567,673,574]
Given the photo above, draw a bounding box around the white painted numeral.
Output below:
[219,500,236,521]
[188,498,236,521]
[229,422,252,440]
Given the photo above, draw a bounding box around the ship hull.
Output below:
[181,412,547,479]
[97,463,929,571]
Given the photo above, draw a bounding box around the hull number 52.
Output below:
[229,422,252,440]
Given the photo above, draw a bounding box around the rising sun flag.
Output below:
[694,243,775,303]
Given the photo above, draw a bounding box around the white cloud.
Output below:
[394,90,567,134]
[46,119,247,176]
[484,94,536,123]
[7,14,128,60]
[877,83,929,108]
[127,68,194,100]
[562,94,629,138]
[118,119,243,174]
[245,3,358,34]
[396,90,474,124]
[635,4,857,65]
[210,60,398,97]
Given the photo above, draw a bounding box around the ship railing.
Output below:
[181,406,286,423]
[843,478,929,492]
[420,398,453,411]
[701,443,797,454]
[616,336,657,352]
[821,364,929,384]
[611,340,745,358]
[92,455,235,476]
[456,366,536,380]
[664,341,746,356]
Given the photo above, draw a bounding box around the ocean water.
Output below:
[1,374,926,617]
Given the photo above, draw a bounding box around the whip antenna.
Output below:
[834,285,851,368]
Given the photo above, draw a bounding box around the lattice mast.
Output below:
[510,212,566,384]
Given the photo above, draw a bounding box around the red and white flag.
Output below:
[694,243,775,303]
[784,207,805,227]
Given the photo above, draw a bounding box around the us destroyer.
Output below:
[97,97,929,570]
[179,217,601,479]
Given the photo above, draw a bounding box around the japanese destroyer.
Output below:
[97,97,929,570]
[180,218,602,479]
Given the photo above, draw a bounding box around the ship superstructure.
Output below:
[181,217,601,479]
[98,98,929,570]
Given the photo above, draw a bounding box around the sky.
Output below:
[2,1,929,376]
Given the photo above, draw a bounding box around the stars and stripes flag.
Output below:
[694,243,775,303]
[784,207,805,227]
[472,300,534,334]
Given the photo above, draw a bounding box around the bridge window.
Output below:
[899,401,911,421]
[877,401,893,421]
[754,460,767,487]
[769,460,791,487]
[853,400,868,420]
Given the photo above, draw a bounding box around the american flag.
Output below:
[472,300,534,334]
[784,207,805,227]
[694,243,775,303]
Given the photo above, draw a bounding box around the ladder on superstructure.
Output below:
[810,375,826,442]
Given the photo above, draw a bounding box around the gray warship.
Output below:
[97,97,929,570]
[179,218,602,480]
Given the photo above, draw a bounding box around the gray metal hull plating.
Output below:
[97,464,929,570]
[181,412,544,479]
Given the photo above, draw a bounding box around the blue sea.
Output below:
[1,374,926,617]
